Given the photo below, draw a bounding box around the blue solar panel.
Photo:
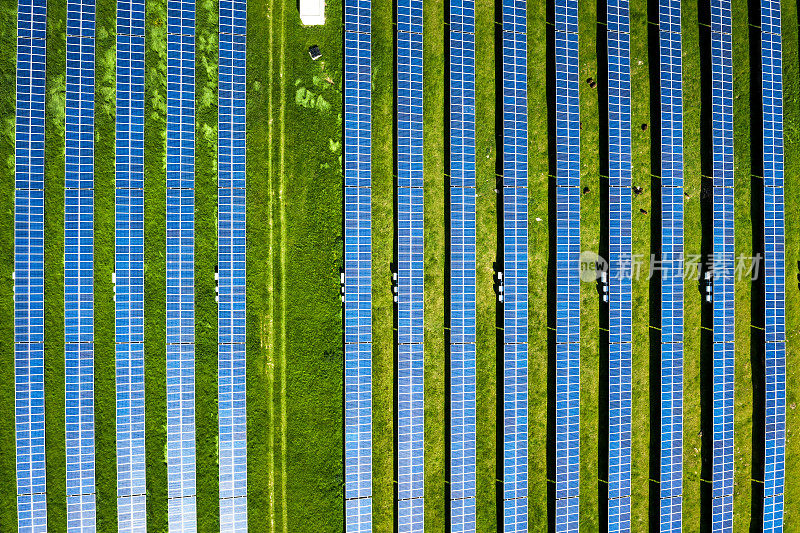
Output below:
[166,2,197,528]
[658,3,684,529]
[553,3,580,530]
[218,2,247,526]
[15,4,48,526]
[605,4,633,530]
[761,3,785,530]
[449,2,476,530]
[116,3,147,530]
[501,4,529,531]
[64,1,97,527]
[344,3,372,531]
[708,1,734,528]
[396,4,424,528]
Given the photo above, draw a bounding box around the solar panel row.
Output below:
[553,0,579,530]
[761,1,785,531]
[396,1,424,531]
[606,2,632,531]
[449,1,476,531]
[15,0,48,529]
[344,1,372,531]
[218,1,247,530]
[166,1,197,530]
[64,0,98,529]
[659,2,684,530]
[115,2,147,531]
[501,2,529,531]
[708,2,734,531]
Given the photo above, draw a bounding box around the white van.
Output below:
[299,0,325,25]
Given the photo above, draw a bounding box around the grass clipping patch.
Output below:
[294,66,337,114]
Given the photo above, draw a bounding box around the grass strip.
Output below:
[194,0,221,529]
[778,0,799,527]
[730,1,754,529]
[143,0,168,528]
[281,1,345,529]
[628,2,653,528]
[244,0,271,528]
[370,0,395,528]
[422,0,447,528]
[44,1,67,528]
[0,2,20,528]
[93,0,119,528]
[474,0,499,529]
[527,0,549,529]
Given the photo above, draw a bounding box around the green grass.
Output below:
[0,1,19,527]
[369,0,395,528]
[94,0,119,529]
[779,0,799,526]
[4,0,800,530]
[281,1,345,528]
[194,0,221,529]
[143,0,169,529]
[243,0,273,528]
[44,0,67,527]
[422,0,447,529]
[475,0,499,529]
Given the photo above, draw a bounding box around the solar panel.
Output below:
[707,1,734,528]
[396,2,424,529]
[449,1,476,530]
[116,2,147,530]
[658,2,684,530]
[553,1,580,529]
[761,4,785,529]
[343,1,372,530]
[64,1,98,527]
[166,1,197,528]
[217,1,247,529]
[605,3,632,530]
[15,2,48,527]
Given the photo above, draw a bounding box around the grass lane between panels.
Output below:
[194,0,221,529]
[43,1,67,528]
[93,0,118,529]
[143,0,169,528]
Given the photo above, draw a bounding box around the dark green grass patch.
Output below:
[281,1,345,529]
[143,0,168,528]
[194,0,221,529]
[94,0,119,528]
[244,0,272,528]
[44,2,67,528]
[369,0,395,528]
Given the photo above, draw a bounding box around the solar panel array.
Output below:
[501,1,529,531]
[449,0,476,530]
[115,1,147,531]
[708,1,734,531]
[343,0,372,531]
[553,0,580,531]
[396,0,424,529]
[166,0,197,529]
[658,1,684,530]
[15,0,48,529]
[64,0,98,528]
[760,1,785,531]
[605,1,632,530]
[217,1,247,531]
